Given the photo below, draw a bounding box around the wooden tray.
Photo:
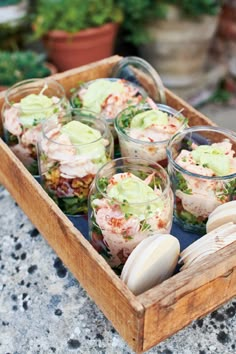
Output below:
[0,56,235,353]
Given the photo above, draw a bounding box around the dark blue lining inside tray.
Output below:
[170,222,200,251]
[68,215,89,241]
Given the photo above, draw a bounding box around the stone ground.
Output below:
[199,101,236,131]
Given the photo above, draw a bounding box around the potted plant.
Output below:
[0,50,57,90]
[31,0,123,71]
[118,0,222,87]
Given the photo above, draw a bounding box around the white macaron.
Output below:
[121,234,180,296]
[180,222,236,270]
[206,201,236,233]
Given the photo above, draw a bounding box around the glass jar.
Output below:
[2,78,68,176]
[114,103,187,167]
[70,56,167,157]
[88,157,173,272]
[38,108,114,216]
[110,56,166,103]
[167,126,236,235]
[70,78,146,140]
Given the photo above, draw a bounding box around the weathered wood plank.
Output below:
[138,244,236,352]
[165,87,216,127]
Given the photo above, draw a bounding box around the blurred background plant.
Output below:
[0,51,53,87]
[0,0,235,110]
[29,0,123,70]
[31,0,123,38]
[117,0,223,105]
[117,0,222,46]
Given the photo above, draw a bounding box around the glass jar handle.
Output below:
[111,56,166,104]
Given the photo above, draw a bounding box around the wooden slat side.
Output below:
[0,137,145,352]
[137,243,236,352]
[0,55,122,137]
[49,55,122,97]
[165,88,216,127]
[0,57,216,138]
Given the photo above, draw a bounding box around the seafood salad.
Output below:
[3,84,67,175]
[39,116,113,215]
[171,140,236,232]
[89,170,173,270]
[71,78,144,121]
[115,103,187,166]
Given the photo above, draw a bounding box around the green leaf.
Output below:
[175,172,192,194]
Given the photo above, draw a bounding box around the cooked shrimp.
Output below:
[60,156,98,178]
[4,106,22,136]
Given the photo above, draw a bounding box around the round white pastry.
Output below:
[206,201,236,233]
[120,234,180,295]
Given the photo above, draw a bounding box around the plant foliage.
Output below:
[116,0,167,45]
[117,0,222,45]
[0,51,51,86]
[170,0,222,17]
[0,0,22,5]
[32,0,123,38]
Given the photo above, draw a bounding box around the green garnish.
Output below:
[119,106,143,129]
[57,196,88,215]
[27,160,39,175]
[72,96,82,108]
[179,210,206,226]
[176,172,192,194]
[97,177,109,193]
[140,220,151,232]
[218,178,236,200]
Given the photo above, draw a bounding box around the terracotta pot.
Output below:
[139,6,219,87]
[43,22,119,72]
[45,62,58,75]
[0,85,8,93]
[218,3,236,40]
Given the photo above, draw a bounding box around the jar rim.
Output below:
[41,108,110,148]
[94,157,171,205]
[111,56,166,104]
[70,77,148,123]
[5,78,66,112]
[114,103,187,146]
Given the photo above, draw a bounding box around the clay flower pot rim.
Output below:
[45,61,58,75]
[45,22,119,39]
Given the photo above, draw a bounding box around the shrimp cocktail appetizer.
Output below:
[38,109,114,215]
[88,158,174,272]
[2,78,68,176]
[114,101,187,167]
[167,126,236,235]
[70,78,145,138]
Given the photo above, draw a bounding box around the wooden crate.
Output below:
[0,55,235,353]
